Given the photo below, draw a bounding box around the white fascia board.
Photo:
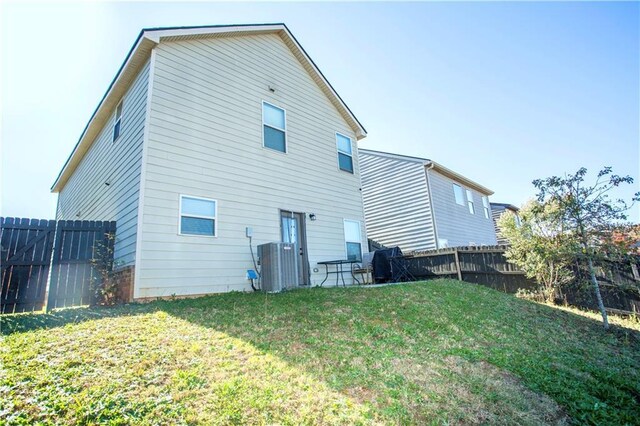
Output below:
[278,27,367,140]
[51,34,158,192]
[147,24,367,140]
[427,161,494,196]
[144,24,286,41]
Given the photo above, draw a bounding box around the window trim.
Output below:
[453,183,465,206]
[343,219,363,261]
[336,132,354,174]
[261,100,287,154]
[112,100,123,143]
[466,189,475,214]
[178,194,218,237]
[482,196,490,219]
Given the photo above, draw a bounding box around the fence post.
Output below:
[631,262,639,281]
[453,248,463,281]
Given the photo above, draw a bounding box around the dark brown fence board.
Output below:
[1,218,116,314]
[407,246,538,294]
[402,245,639,312]
[1,218,56,314]
[46,220,116,311]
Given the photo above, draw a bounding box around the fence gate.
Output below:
[47,220,116,310]
[1,218,56,313]
[1,218,116,314]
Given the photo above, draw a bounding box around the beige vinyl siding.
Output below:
[427,169,497,247]
[359,152,436,252]
[136,33,366,298]
[56,60,149,265]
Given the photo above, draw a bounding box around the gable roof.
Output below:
[359,148,494,195]
[490,202,519,212]
[52,23,367,193]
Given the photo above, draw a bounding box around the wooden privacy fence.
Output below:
[400,245,640,314]
[564,260,640,314]
[0,219,56,313]
[403,246,537,293]
[1,218,116,314]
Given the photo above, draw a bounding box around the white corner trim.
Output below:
[424,166,440,249]
[132,49,156,300]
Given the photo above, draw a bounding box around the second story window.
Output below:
[453,184,465,205]
[113,101,123,142]
[336,133,353,173]
[263,102,286,153]
[466,189,475,214]
[482,196,490,219]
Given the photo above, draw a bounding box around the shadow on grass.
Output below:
[3,282,638,339]
[3,281,640,424]
[0,303,161,335]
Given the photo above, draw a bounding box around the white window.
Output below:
[113,101,123,142]
[263,102,286,153]
[482,196,490,219]
[466,189,475,214]
[343,220,362,261]
[336,133,353,173]
[453,184,465,205]
[179,195,217,237]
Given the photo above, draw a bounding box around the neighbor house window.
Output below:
[466,190,475,214]
[179,195,217,236]
[453,184,465,205]
[113,101,123,142]
[344,220,362,261]
[514,214,522,227]
[482,196,490,219]
[263,102,286,153]
[336,133,353,173]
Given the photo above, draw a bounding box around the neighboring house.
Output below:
[359,149,497,252]
[491,203,520,245]
[52,24,368,300]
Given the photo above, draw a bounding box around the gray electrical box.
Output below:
[258,242,298,292]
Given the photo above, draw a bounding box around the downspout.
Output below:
[424,163,440,249]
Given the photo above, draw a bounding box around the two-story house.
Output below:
[52,24,368,300]
[359,149,497,252]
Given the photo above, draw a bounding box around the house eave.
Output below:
[51,33,158,193]
[491,202,519,212]
[426,161,494,196]
[51,23,366,193]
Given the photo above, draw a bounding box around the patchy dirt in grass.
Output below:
[392,356,569,425]
[343,385,379,405]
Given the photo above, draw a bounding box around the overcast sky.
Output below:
[1,1,639,220]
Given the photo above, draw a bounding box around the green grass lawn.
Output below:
[1,280,639,425]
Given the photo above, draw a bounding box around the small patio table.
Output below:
[317,259,361,287]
